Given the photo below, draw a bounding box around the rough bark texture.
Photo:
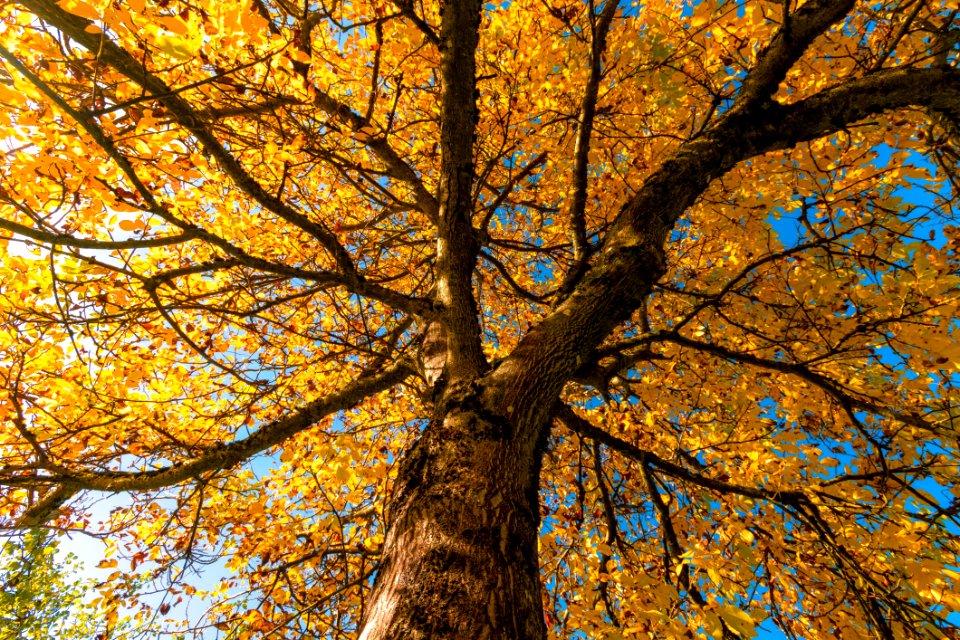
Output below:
[433,0,487,382]
[359,382,546,640]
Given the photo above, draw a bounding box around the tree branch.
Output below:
[555,404,795,503]
[591,443,622,628]
[560,0,620,296]
[0,28,430,319]
[479,250,553,303]
[732,0,857,109]
[656,332,945,434]
[480,150,548,234]
[11,359,415,527]
[391,0,440,46]
[311,89,440,223]
[433,0,486,382]
[488,64,960,437]
[18,0,357,276]
[0,217,198,250]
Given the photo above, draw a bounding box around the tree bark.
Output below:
[359,382,547,640]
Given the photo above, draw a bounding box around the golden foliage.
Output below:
[0,0,959,638]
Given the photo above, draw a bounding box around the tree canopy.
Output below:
[0,529,101,639]
[1,0,959,638]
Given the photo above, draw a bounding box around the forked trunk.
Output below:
[358,388,547,640]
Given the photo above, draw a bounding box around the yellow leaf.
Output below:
[717,605,757,639]
[240,6,269,33]
[154,31,201,61]
[57,0,102,22]
[703,611,723,640]
[155,16,191,35]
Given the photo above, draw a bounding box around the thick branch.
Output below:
[434,0,486,381]
[1,17,429,318]
[0,217,198,250]
[17,485,76,528]
[12,360,414,526]
[487,65,960,439]
[733,0,857,108]
[18,0,356,275]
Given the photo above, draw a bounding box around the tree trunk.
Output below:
[358,383,547,640]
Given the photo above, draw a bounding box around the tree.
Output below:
[0,0,958,637]
[0,529,100,639]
